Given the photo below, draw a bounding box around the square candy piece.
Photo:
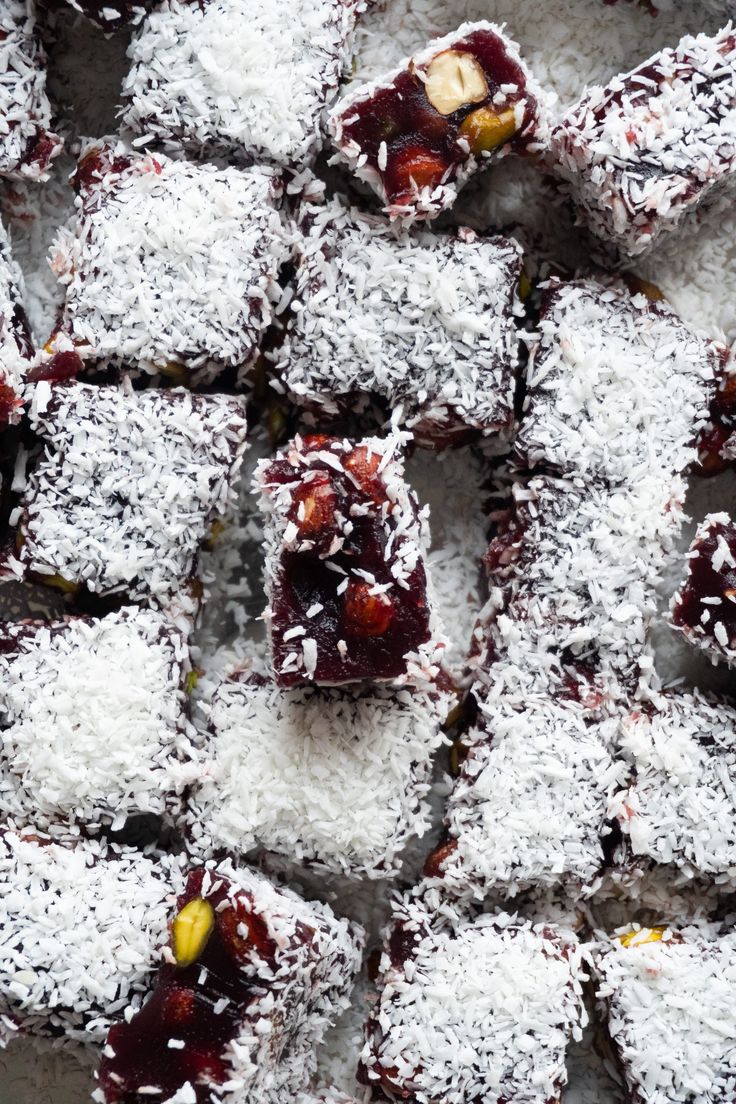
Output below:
[329,21,547,221]
[360,897,585,1104]
[255,434,444,688]
[0,607,195,835]
[0,221,33,427]
[473,474,673,701]
[278,198,522,446]
[424,694,621,899]
[552,28,736,258]
[516,280,724,487]
[670,512,736,667]
[594,924,736,1104]
[0,830,185,1046]
[123,0,366,168]
[185,670,451,878]
[0,1,62,182]
[17,381,248,604]
[49,144,289,383]
[610,690,736,889]
[97,857,363,1104]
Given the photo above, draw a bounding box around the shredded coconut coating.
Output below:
[209,858,363,1104]
[254,432,445,688]
[328,21,549,222]
[0,830,186,1048]
[551,27,736,258]
[277,196,522,444]
[428,693,622,899]
[0,1,62,182]
[17,380,248,604]
[610,690,736,888]
[594,924,736,1104]
[184,671,452,878]
[122,0,366,168]
[0,220,31,426]
[361,895,586,1104]
[50,144,289,382]
[471,474,675,702]
[670,511,736,666]
[517,279,724,488]
[0,607,196,836]
[210,858,363,1104]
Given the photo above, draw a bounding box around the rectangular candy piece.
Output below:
[423,693,621,899]
[329,21,547,221]
[610,690,736,889]
[671,512,736,666]
[278,197,522,446]
[471,474,671,701]
[0,1,62,182]
[97,857,363,1104]
[551,28,736,258]
[359,895,585,1104]
[46,143,289,384]
[0,221,33,427]
[254,433,444,688]
[16,381,248,605]
[594,924,736,1104]
[0,607,195,835]
[184,669,452,878]
[516,279,725,487]
[0,830,185,1047]
[62,0,157,31]
[122,0,366,168]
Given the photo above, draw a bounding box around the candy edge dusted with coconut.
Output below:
[15,379,248,605]
[609,689,736,890]
[593,922,736,1104]
[276,194,522,445]
[359,890,586,1104]
[516,278,725,487]
[424,690,623,900]
[96,854,364,1104]
[0,1,63,182]
[0,828,187,1049]
[45,140,289,384]
[122,0,368,169]
[254,432,447,689]
[184,668,453,878]
[0,606,198,836]
[0,218,32,427]
[670,511,736,668]
[550,26,736,258]
[328,20,550,221]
